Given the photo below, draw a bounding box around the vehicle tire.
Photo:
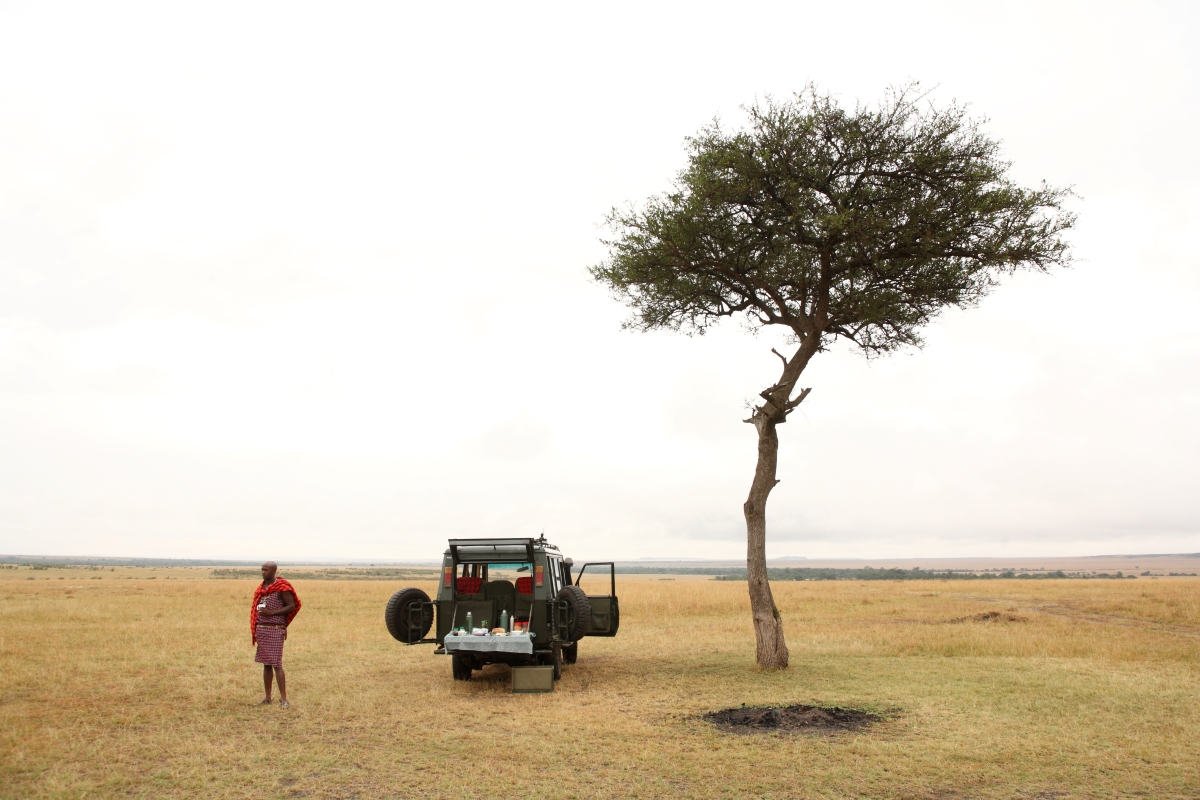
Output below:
[384,587,433,643]
[451,652,472,681]
[562,641,578,664]
[555,585,591,642]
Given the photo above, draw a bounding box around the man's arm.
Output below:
[262,592,296,617]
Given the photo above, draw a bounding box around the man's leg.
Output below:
[262,664,274,702]
[274,666,287,703]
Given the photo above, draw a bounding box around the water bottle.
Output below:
[465,611,473,631]
[500,609,508,631]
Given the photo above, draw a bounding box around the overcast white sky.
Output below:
[1,1,1197,561]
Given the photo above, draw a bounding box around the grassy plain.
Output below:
[1,566,1198,799]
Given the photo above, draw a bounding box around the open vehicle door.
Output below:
[574,562,619,637]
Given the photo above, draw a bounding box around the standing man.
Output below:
[251,561,301,708]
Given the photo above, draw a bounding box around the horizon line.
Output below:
[3,552,1198,566]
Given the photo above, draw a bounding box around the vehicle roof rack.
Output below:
[448,537,541,564]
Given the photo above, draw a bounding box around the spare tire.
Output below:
[555,585,591,642]
[385,587,433,643]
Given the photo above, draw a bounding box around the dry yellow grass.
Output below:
[2,567,1198,799]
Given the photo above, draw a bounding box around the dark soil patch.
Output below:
[703,704,881,735]
[949,610,1026,623]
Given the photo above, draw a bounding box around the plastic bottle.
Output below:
[466,611,473,631]
[500,609,508,631]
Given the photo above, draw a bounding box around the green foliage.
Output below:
[592,84,1074,355]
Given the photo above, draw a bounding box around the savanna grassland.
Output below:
[1,566,1198,799]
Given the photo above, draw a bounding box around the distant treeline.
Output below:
[1,556,261,567]
[615,566,739,575]
[713,567,1140,581]
[1,563,115,571]
[211,567,438,581]
[0,556,439,568]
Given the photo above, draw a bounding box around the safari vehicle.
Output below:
[384,535,619,680]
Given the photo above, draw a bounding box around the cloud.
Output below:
[465,416,555,462]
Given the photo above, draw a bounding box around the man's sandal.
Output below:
[257,699,272,706]
[279,700,291,709]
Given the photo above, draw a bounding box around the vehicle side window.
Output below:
[550,556,562,593]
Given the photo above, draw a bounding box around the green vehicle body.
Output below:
[384,535,619,679]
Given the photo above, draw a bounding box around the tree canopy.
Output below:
[592,86,1074,357]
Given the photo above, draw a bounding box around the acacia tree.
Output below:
[591,86,1074,669]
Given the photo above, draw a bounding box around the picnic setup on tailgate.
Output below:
[383,535,620,691]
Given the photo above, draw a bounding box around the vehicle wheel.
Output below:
[562,641,578,664]
[451,652,472,681]
[385,587,433,643]
[555,585,591,642]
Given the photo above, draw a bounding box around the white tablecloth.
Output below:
[443,633,534,655]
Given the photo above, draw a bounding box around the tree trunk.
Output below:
[741,339,816,670]
[744,415,788,669]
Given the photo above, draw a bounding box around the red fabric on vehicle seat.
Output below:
[457,577,483,594]
[516,576,533,595]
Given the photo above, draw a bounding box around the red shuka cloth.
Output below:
[251,578,301,644]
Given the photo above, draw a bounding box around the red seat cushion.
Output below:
[456,577,483,595]
[516,576,533,595]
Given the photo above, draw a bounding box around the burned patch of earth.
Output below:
[948,610,1027,623]
[703,704,881,735]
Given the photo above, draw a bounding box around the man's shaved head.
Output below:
[262,561,277,571]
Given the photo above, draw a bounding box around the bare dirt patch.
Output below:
[703,704,881,735]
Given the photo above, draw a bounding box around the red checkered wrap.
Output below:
[254,591,288,666]
[515,576,533,595]
[254,625,286,667]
